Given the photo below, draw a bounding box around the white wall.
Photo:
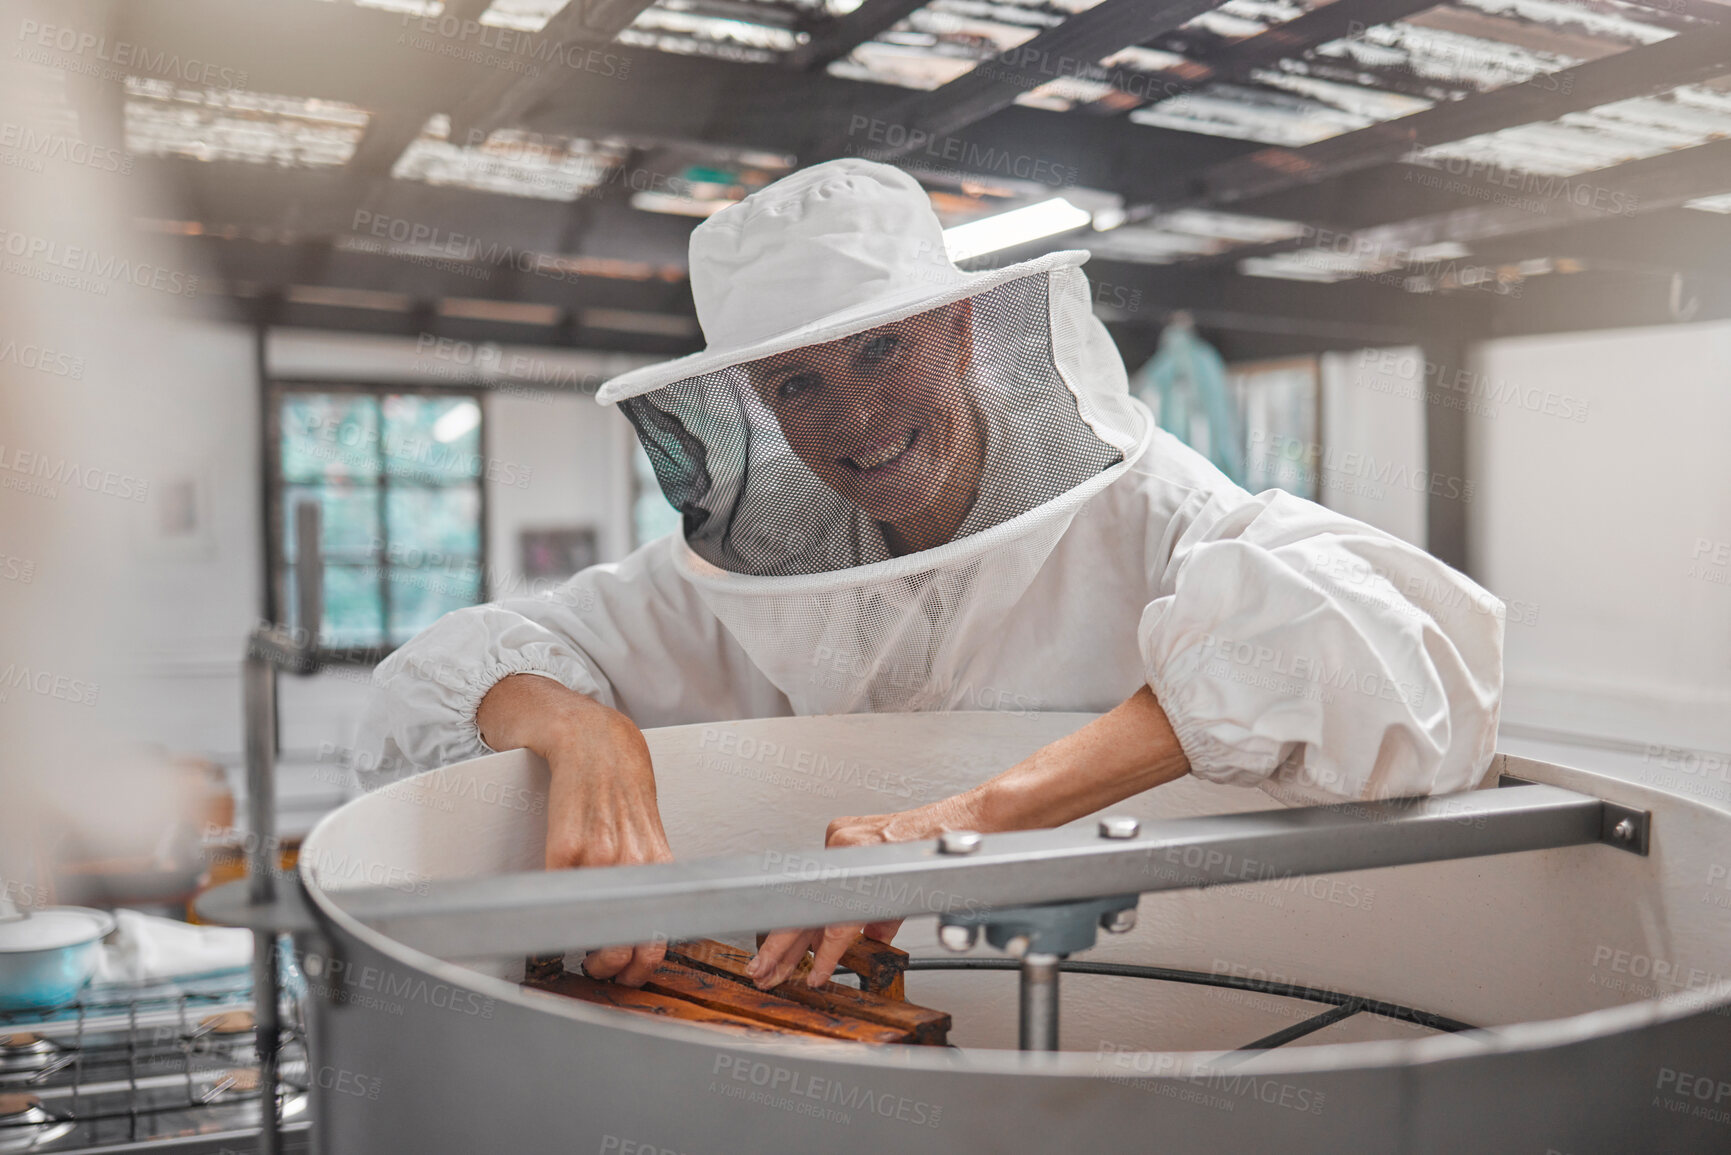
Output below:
[104,324,642,812]
[1471,321,1731,751]
[1318,347,1429,546]
[100,320,265,757]
[485,390,634,598]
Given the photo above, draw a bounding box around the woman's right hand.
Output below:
[477,674,674,987]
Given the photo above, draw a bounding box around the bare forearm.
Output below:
[479,675,671,988]
[477,673,619,757]
[960,686,1190,832]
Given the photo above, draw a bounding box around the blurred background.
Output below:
[2,0,1730,971]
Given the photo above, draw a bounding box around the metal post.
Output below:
[1018,953,1062,1052]
[241,496,320,1155]
[294,499,323,664]
[244,654,281,1155]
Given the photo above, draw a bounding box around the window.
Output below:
[630,437,683,549]
[269,384,487,657]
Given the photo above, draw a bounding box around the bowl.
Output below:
[0,906,116,1011]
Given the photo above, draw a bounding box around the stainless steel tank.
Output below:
[297,713,1731,1153]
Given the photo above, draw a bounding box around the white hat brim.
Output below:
[595,249,1091,404]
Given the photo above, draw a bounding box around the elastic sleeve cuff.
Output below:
[1143,652,1285,789]
[458,659,611,756]
[365,605,618,774]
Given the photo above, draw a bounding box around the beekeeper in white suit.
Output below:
[363,158,1504,992]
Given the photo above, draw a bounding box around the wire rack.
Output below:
[0,968,309,1146]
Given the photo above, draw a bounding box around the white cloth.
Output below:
[362,419,1504,805]
[93,909,252,983]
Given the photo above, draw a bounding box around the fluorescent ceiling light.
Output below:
[630,190,737,218]
[943,198,1093,261]
[1684,192,1731,214]
[1408,241,1471,262]
[1090,206,1128,232]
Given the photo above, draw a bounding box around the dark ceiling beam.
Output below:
[223,259,1727,357]
[165,213,1487,354]
[786,0,930,70]
[526,51,832,154]
[1116,306,1422,345]
[1486,261,1731,336]
[858,0,1224,158]
[321,0,499,244]
[850,0,1444,161]
[1464,207,1731,281]
[1083,145,1731,346]
[134,158,699,266]
[256,273,1686,358]
[179,203,1457,341]
[1119,0,1447,110]
[1230,162,1502,229]
[1129,130,1731,295]
[1085,255,1491,339]
[448,0,662,142]
[1200,330,1379,362]
[345,0,496,169]
[511,51,1256,196]
[169,235,694,313]
[1134,21,1731,213]
[1285,138,1731,261]
[221,298,698,356]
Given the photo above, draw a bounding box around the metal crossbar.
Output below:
[326,784,1645,960]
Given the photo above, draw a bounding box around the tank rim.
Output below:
[300,729,1731,1080]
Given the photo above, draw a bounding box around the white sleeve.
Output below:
[1133,444,1504,805]
[358,536,787,779]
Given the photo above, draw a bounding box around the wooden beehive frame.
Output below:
[522,937,949,1045]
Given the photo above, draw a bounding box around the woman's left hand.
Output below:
[746,687,1192,991]
[747,798,979,990]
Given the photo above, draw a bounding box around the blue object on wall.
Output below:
[1130,313,1246,486]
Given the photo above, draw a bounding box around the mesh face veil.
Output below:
[621,272,1122,577]
[616,262,1151,714]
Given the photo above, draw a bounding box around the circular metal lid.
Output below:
[0,906,114,953]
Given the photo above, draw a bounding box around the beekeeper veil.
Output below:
[598,160,1150,713]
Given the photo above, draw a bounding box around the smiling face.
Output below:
[746,300,986,555]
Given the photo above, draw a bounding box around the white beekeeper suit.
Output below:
[362,159,1504,807]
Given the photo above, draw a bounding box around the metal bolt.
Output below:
[1004,934,1032,959]
[938,923,978,953]
[302,953,323,978]
[1101,908,1137,935]
[939,829,983,855]
[1613,818,1636,842]
[1098,816,1140,840]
